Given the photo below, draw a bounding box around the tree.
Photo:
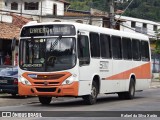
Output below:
[154,29,160,53]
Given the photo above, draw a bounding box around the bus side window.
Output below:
[132,39,141,61]
[112,36,122,59]
[78,35,90,66]
[141,41,150,61]
[122,37,132,60]
[100,34,112,59]
[89,32,100,58]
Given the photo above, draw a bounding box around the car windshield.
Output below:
[19,37,76,72]
[0,67,18,76]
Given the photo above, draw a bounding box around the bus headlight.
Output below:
[19,76,31,85]
[62,74,77,85]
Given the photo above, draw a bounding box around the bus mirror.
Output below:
[77,30,82,40]
[78,35,81,41]
[11,37,16,51]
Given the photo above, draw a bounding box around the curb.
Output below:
[150,85,160,88]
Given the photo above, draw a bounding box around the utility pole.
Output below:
[20,0,22,16]
[109,0,115,29]
[40,0,42,22]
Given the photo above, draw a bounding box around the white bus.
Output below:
[17,22,151,105]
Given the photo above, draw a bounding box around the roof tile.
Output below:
[0,22,20,40]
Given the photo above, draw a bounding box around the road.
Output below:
[0,87,160,120]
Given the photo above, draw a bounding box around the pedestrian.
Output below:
[4,54,11,65]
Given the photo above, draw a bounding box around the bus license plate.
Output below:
[0,80,8,84]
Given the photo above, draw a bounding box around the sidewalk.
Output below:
[150,79,160,88]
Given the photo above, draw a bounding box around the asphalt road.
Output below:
[1,88,160,111]
[0,87,160,120]
[0,80,160,120]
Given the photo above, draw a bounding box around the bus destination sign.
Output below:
[21,25,76,37]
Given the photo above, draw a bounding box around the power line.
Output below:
[114,0,134,27]
[120,23,155,37]
[0,2,158,37]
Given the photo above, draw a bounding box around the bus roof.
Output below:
[24,22,149,41]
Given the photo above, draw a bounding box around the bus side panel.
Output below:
[135,79,151,90]
[103,61,151,93]
[78,59,99,96]
[100,80,123,93]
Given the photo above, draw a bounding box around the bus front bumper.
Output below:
[18,82,79,97]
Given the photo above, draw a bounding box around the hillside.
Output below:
[67,0,160,22]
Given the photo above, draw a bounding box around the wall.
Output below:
[3,0,64,16]
[0,14,12,23]
[0,0,3,9]
[41,16,103,27]
[118,16,160,38]
[3,0,42,15]
[45,0,64,16]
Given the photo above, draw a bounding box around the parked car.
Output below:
[0,65,18,96]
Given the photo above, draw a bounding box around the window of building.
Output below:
[76,20,83,23]
[141,41,150,61]
[143,23,147,28]
[24,2,39,10]
[54,20,61,22]
[131,21,136,28]
[100,34,112,58]
[78,35,90,65]
[53,4,57,15]
[112,36,122,59]
[89,32,100,58]
[5,2,7,6]
[153,25,157,31]
[11,2,18,10]
[132,39,141,61]
[122,37,132,60]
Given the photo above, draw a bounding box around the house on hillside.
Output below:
[116,15,160,39]
[0,0,70,16]
[0,0,123,29]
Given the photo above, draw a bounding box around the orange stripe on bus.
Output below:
[106,62,151,80]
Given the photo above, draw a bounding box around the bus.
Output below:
[18,22,151,105]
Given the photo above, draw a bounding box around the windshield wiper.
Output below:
[50,35,62,51]
[44,35,62,71]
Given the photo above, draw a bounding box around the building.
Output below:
[116,15,160,39]
[0,14,31,65]
[0,0,123,29]
[1,0,70,16]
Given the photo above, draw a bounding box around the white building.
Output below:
[0,0,70,16]
[116,15,160,39]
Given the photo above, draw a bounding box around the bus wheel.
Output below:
[82,81,98,105]
[118,92,126,99]
[118,79,135,99]
[38,96,52,105]
[125,79,135,99]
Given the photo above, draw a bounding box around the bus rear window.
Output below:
[21,24,76,37]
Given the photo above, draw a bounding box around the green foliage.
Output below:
[154,29,160,53]
[67,0,160,21]
[120,0,160,21]
[68,0,93,11]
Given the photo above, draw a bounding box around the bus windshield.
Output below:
[19,37,76,72]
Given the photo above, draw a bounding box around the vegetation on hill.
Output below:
[67,0,160,21]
